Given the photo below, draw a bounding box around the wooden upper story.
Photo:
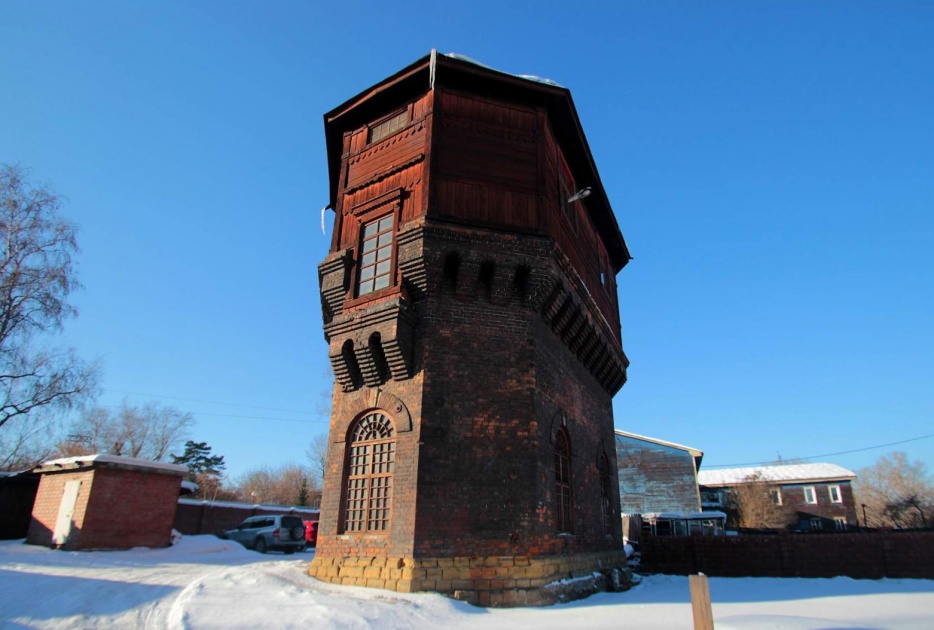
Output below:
[324,52,630,343]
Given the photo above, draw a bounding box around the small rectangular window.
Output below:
[368,111,408,144]
[770,488,783,506]
[828,485,842,503]
[834,516,847,531]
[809,517,823,531]
[803,486,817,504]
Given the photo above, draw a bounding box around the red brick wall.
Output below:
[79,468,181,549]
[316,223,624,561]
[26,470,95,547]
[27,466,183,550]
[641,532,934,579]
[174,500,319,537]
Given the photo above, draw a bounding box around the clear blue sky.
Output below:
[2,2,932,480]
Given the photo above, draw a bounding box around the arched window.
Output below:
[343,412,395,532]
[555,427,572,533]
[598,453,612,535]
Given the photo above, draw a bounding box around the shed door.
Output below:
[52,480,82,546]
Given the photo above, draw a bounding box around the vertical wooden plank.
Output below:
[689,574,715,630]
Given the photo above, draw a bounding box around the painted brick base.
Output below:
[309,550,631,606]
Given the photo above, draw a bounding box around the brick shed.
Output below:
[26,454,187,550]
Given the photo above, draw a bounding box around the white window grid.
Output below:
[803,486,817,504]
[828,485,842,503]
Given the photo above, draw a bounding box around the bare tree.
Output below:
[856,451,933,529]
[235,463,317,507]
[305,432,329,487]
[0,165,97,442]
[60,401,192,461]
[729,473,793,530]
[0,412,59,470]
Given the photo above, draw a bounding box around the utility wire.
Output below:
[103,388,317,416]
[98,403,328,425]
[703,431,934,469]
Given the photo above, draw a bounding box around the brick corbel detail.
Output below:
[325,297,418,390]
[318,250,353,325]
[539,279,628,396]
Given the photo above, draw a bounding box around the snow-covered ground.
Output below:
[1,536,932,629]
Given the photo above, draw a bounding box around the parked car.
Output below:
[303,520,319,549]
[223,515,306,554]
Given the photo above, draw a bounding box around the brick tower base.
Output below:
[309,550,631,606]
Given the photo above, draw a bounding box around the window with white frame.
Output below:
[834,516,847,531]
[770,488,783,506]
[803,486,817,504]
[809,517,823,531]
[828,485,842,503]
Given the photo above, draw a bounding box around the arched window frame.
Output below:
[555,427,573,534]
[342,411,396,533]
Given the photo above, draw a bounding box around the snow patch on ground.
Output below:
[1,536,932,629]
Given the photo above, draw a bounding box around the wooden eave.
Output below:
[323,52,631,270]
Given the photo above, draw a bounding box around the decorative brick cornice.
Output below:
[325,297,418,388]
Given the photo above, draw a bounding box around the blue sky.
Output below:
[2,2,932,480]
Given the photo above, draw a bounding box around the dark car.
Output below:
[224,515,306,554]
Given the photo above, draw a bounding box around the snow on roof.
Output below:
[698,463,856,487]
[445,53,565,88]
[37,454,188,474]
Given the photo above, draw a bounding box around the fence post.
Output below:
[689,573,715,630]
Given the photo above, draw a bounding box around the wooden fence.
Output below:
[640,531,934,579]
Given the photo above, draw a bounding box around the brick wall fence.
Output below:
[173,499,319,537]
[640,532,934,579]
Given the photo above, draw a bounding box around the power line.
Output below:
[97,405,328,425]
[703,431,934,469]
[103,388,318,416]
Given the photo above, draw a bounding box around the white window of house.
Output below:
[804,486,817,504]
[829,485,842,503]
[834,516,847,531]
[770,488,783,506]
[810,517,823,531]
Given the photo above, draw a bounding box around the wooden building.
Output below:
[698,463,859,532]
[310,52,632,606]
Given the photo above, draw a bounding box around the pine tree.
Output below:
[296,477,309,507]
[171,440,226,481]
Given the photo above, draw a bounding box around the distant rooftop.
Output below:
[698,463,856,487]
[35,454,188,475]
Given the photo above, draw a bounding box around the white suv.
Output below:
[223,515,306,554]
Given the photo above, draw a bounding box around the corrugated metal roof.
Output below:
[698,463,856,487]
